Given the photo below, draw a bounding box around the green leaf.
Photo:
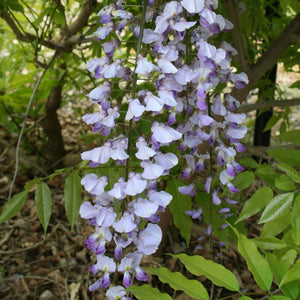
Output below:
[261,212,291,238]
[291,195,300,245]
[166,178,192,245]
[53,9,66,26]
[266,149,300,167]
[232,171,255,191]
[264,114,281,131]
[231,227,272,291]
[275,174,296,191]
[7,0,24,12]
[256,164,280,186]
[253,237,287,250]
[266,253,299,299]
[236,187,273,223]
[24,178,42,190]
[64,171,82,231]
[239,297,254,300]
[147,267,209,300]
[172,253,239,291]
[289,80,300,89]
[0,190,28,224]
[239,157,258,169]
[280,259,300,286]
[277,164,300,183]
[126,284,172,300]
[259,193,294,224]
[35,182,52,234]
[277,130,300,146]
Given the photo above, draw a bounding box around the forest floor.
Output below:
[0,66,299,300]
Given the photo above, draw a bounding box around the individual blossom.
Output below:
[89,255,116,289]
[124,172,148,196]
[151,121,182,144]
[125,98,145,121]
[106,285,131,300]
[113,211,137,233]
[135,137,157,160]
[181,0,204,14]
[135,54,157,75]
[136,223,162,255]
[94,22,114,40]
[81,174,108,196]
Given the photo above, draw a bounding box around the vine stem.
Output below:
[206,94,215,300]
[8,50,58,201]
[125,0,148,181]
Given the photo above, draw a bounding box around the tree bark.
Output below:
[41,85,65,169]
[231,12,300,103]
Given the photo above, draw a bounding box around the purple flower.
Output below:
[181,0,204,13]
[186,207,203,219]
[175,65,197,85]
[135,54,157,75]
[106,286,129,300]
[81,174,108,195]
[204,176,212,193]
[136,137,156,160]
[113,212,137,233]
[81,142,112,165]
[94,22,114,40]
[148,190,172,210]
[178,183,196,197]
[155,152,178,171]
[124,172,147,196]
[230,72,249,89]
[108,177,127,200]
[141,160,164,180]
[101,107,120,128]
[87,81,111,103]
[136,223,162,255]
[114,234,133,260]
[212,191,221,205]
[144,91,164,112]
[158,57,178,74]
[151,121,182,143]
[125,98,145,120]
[133,197,159,218]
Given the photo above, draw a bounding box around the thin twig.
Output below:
[8,51,58,201]
[236,98,300,113]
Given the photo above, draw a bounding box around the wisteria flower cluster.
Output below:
[79,0,248,297]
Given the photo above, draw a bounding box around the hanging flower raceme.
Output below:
[79,0,248,296]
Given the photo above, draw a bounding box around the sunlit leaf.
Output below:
[230,226,272,291]
[147,267,209,299]
[277,164,300,183]
[172,253,239,291]
[280,259,300,286]
[275,174,296,191]
[253,237,287,250]
[126,284,172,300]
[266,253,299,299]
[236,187,273,223]
[259,193,294,224]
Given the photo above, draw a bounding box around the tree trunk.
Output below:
[253,1,280,152]
[41,85,65,169]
